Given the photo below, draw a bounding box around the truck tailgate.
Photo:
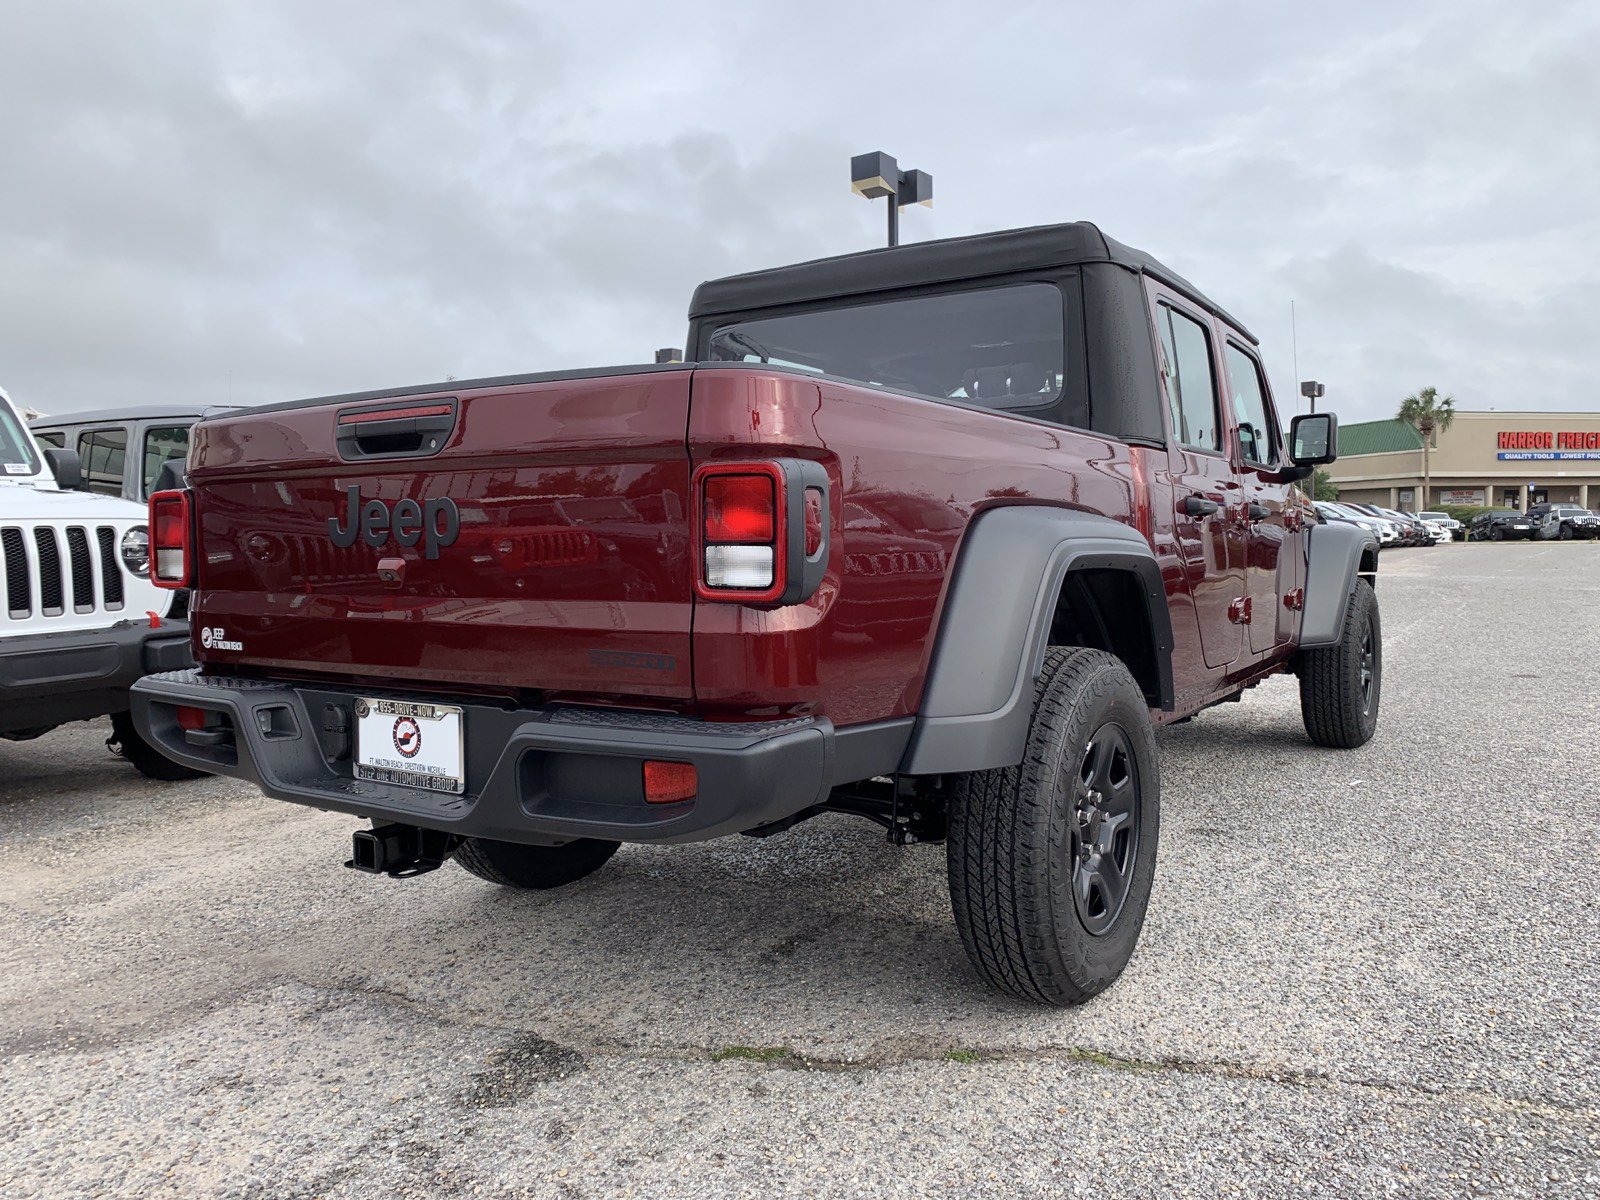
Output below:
[186,370,695,701]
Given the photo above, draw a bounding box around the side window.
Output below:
[35,431,65,449]
[77,428,128,497]
[1224,342,1280,466]
[1155,305,1222,452]
[142,425,190,499]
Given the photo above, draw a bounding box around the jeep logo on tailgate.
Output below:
[328,486,460,560]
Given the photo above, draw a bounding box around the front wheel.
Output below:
[946,647,1160,1006]
[1298,580,1381,749]
[1489,526,1504,541]
[1558,525,1573,541]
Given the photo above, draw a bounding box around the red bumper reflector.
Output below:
[643,760,697,804]
[176,705,208,731]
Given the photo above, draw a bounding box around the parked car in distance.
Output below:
[1470,509,1535,541]
[1348,504,1428,547]
[1414,510,1463,540]
[31,404,239,503]
[1315,501,1393,545]
[1526,502,1600,540]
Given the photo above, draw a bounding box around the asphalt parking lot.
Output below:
[1,542,1596,1199]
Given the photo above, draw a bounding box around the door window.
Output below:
[142,425,190,498]
[1224,343,1280,466]
[34,431,64,449]
[1155,305,1222,452]
[77,428,127,497]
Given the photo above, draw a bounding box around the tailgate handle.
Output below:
[336,400,457,461]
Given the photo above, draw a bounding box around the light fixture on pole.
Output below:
[1300,380,1325,414]
[851,151,933,248]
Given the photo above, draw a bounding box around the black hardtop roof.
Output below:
[689,220,1256,343]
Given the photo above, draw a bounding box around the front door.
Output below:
[1221,339,1301,655]
[1149,289,1243,670]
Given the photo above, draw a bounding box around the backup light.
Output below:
[705,544,775,589]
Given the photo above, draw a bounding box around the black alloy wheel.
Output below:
[1070,725,1142,937]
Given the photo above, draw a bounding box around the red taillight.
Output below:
[149,490,192,589]
[643,760,697,804]
[704,474,775,543]
[691,459,828,607]
[694,463,785,603]
[176,705,208,731]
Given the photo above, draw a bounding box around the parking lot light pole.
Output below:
[1299,382,1325,500]
[851,151,933,248]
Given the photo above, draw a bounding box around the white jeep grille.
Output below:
[2,524,125,620]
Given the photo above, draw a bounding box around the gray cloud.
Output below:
[1,0,1595,421]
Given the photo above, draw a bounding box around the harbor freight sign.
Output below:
[1497,430,1600,460]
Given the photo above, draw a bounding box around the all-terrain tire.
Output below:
[108,710,209,781]
[1558,524,1573,541]
[455,837,619,889]
[1298,579,1381,749]
[946,647,1160,1007]
[1489,525,1504,541]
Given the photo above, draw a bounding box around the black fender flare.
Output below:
[1298,522,1379,649]
[900,506,1173,775]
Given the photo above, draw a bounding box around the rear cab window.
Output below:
[704,282,1092,433]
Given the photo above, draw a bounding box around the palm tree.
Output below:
[1398,387,1455,509]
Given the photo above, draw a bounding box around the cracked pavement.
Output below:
[1,542,1597,1197]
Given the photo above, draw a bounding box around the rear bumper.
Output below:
[130,670,887,845]
[0,621,193,734]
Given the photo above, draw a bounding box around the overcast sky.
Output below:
[2,0,1596,422]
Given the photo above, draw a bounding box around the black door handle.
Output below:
[1183,495,1220,518]
[1248,502,1270,520]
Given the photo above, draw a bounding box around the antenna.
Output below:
[1290,301,1300,411]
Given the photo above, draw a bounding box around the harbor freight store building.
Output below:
[1325,410,1600,511]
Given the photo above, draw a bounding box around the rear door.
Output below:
[188,370,697,703]
[1148,286,1244,669]
[1220,336,1302,656]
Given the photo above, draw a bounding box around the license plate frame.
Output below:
[354,697,465,795]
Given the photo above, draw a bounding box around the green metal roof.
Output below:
[1338,419,1424,457]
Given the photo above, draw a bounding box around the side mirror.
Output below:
[1288,412,1339,466]
[43,447,82,490]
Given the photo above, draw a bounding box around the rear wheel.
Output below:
[108,711,209,781]
[946,647,1160,1006]
[1299,580,1381,749]
[1559,524,1573,541]
[455,837,619,889]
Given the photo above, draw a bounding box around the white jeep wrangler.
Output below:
[0,385,198,778]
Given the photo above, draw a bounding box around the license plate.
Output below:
[354,698,464,794]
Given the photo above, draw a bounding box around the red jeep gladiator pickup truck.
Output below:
[133,223,1379,1005]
